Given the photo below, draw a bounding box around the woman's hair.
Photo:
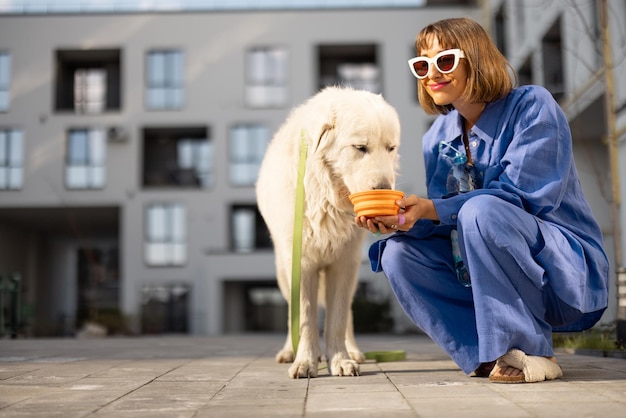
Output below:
[415,17,517,115]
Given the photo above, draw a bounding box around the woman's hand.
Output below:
[354,194,438,235]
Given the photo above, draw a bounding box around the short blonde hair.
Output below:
[415,17,516,115]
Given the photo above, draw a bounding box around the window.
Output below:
[146,50,184,110]
[229,124,269,186]
[231,204,272,252]
[542,18,564,101]
[318,44,380,93]
[65,128,106,189]
[494,4,507,56]
[145,203,186,266]
[591,1,603,70]
[141,284,189,334]
[74,68,106,113]
[0,129,23,190]
[515,0,525,41]
[245,47,288,108]
[55,49,121,113]
[0,52,11,112]
[142,126,213,188]
[178,138,211,186]
[518,56,533,86]
[223,281,287,333]
[76,247,120,332]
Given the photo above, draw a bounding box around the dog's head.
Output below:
[305,87,401,211]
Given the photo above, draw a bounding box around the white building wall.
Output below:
[8,2,621,335]
[1,6,481,335]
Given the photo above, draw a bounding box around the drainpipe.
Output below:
[599,0,626,343]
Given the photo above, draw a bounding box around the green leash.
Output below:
[291,129,308,353]
[365,350,406,362]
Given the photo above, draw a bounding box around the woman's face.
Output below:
[419,37,469,109]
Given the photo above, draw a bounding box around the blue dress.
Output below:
[370,85,610,374]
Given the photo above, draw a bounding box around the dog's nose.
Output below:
[373,182,392,190]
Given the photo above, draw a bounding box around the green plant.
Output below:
[553,323,623,351]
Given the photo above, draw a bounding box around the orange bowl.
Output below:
[349,189,405,217]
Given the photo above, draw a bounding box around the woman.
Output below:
[356,17,609,383]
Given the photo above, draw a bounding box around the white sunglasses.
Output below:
[407,49,466,79]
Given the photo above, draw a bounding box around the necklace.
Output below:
[462,129,474,165]
[460,104,485,166]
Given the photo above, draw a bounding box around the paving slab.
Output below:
[0,334,625,417]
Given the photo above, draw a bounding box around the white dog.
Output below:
[256,86,401,378]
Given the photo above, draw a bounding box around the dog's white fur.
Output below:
[256,86,401,378]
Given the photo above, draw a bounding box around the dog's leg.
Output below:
[324,260,361,376]
[276,332,295,363]
[288,268,321,378]
[345,308,365,363]
[275,260,296,363]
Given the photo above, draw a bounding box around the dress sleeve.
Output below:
[432,88,573,226]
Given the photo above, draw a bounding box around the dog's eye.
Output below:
[353,145,368,153]
[388,146,397,152]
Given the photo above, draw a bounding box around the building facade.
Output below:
[1,0,623,337]
[0,4,480,336]
[483,0,626,337]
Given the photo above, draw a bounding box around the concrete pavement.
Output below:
[1,334,625,417]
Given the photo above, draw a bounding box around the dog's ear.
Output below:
[311,124,333,154]
[308,105,336,154]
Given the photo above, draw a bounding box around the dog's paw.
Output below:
[275,349,295,363]
[329,354,360,377]
[349,350,366,364]
[288,359,319,379]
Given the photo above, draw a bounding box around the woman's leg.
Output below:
[458,195,555,365]
[380,233,480,374]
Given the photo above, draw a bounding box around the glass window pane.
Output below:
[243,163,257,185]
[196,142,210,172]
[91,166,105,188]
[66,166,88,189]
[9,130,23,165]
[233,208,255,252]
[0,91,8,111]
[230,125,268,184]
[171,243,186,265]
[171,88,184,108]
[9,167,22,189]
[0,169,6,188]
[74,69,85,107]
[204,142,214,188]
[270,49,288,84]
[148,206,167,241]
[230,126,247,161]
[148,88,166,109]
[246,85,265,107]
[148,52,165,85]
[178,140,193,169]
[170,51,183,85]
[68,131,88,164]
[171,205,186,241]
[0,53,10,87]
[146,243,167,266]
[74,69,106,113]
[252,125,269,160]
[230,164,245,185]
[248,50,267,84]
[89,129,106,165]
[0,131,6,163]
[270,86,288,107]
[86,69,106,112]
[246,48,288,108]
